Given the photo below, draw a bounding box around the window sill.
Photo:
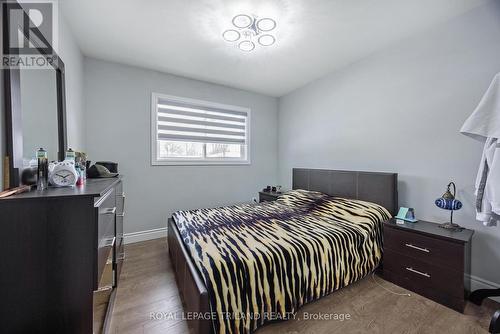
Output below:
[151,159,251,166]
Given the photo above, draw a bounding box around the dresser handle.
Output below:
[406,267,430,278]
[102,237,116,248]
[405,243,430,253]
[117,213,125,218]
[103,207,116,215]
[95,286,113,293]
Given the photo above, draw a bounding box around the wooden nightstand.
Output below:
[382,218,474,313]
[258,191,282,203]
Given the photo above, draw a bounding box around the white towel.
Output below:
[461,73,500,141]
[461,73,500,227]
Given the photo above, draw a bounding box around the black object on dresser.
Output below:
[259,191,282,203]
[0,177,125,334]
[382,218,474,312]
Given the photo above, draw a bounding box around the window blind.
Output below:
[155,97,248,145]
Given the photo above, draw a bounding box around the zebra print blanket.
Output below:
[173,189,391,334]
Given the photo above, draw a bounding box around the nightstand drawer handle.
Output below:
[405,243,430,253]
[406,267,430,278]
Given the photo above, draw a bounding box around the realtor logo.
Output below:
[2,0,58,68]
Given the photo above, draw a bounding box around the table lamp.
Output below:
[435,182,463,231]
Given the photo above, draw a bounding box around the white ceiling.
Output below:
[60,0,488,97]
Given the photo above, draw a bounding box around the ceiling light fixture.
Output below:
[238,40,255,52]
[222,14,277,52]
[256,18,276,32]
[232,14,253,29]
[258,34,275,47]
[222,29,240,42]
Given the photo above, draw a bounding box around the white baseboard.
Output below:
[124,227,167,244]
[469,274,500,303]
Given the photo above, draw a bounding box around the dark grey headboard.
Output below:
[292,168,398,215]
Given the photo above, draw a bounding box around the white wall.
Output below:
[278,1,500,287]
[84,58,278,234]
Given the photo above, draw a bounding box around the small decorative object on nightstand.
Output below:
[395,207,417,223]
[435,181,463,231]
[259,190,282,203]
[382,218,474,313]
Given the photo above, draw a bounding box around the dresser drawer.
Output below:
[382,269,465,312]
[384,226,464,270]
[96,188,116,242]
[95,188,116,287]
[115,183,125,283]
[384,248,464,298]
[115,213,125,280]
[96,236,114,289]
[116,182,125,215]
[93,286,112,334]
[97,238,115,289]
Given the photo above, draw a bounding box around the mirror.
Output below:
[20,66,59,163]
[2,1,67,190]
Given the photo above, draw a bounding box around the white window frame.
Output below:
[151,93,251,166]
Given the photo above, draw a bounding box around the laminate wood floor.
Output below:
[109,238,498,334]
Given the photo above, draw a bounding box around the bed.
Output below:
[167,168,398,334]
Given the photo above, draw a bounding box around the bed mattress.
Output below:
[173,189,391,334]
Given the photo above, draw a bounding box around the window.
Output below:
[151,93,250,165]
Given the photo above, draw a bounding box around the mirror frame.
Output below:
[2,1,67,189]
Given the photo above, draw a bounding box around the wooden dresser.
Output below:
[0,177,125,333]
[382,219,474,312]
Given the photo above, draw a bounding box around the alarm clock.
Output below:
[49,161,79,187]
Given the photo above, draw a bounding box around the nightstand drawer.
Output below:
[384,226,464,270]
[259,192,280,203]
[383,248,464,298]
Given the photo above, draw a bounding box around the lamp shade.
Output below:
[435,198,462,211]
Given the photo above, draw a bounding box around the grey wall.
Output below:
[84,58,278,234]
[58,14,85,152]
[278,1,500,287]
